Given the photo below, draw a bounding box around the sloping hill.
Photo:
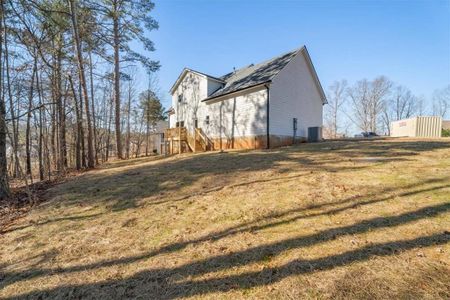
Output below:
[1,138,449,299]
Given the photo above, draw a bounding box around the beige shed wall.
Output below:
[390,116,442,138]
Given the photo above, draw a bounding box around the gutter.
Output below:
[202,81,270,103]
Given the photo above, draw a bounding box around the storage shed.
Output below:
[390,116,442,138]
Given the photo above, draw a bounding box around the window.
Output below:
[205,116,210,125]
[180,121,184,127]
[178,94,183,102]
[194,119,198,128]
[175,121,179,128]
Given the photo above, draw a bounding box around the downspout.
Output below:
[265,83,270,149]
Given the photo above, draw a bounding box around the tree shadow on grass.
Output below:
[47,139,449,212]
[1,176,448,287]
[288,138,450,159]
[54,150,363,211]
[2,193,449,298]
[9,232,449,299]
[0,212,103,235]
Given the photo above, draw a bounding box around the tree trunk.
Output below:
[58,57,67,170]
[68,75,82,170]
[53,35,67,173]
[0,1,11,199]
[3,12,18,178]
[106,92,113,161]
[126,81,131,159]
[78,80,86,168]
[26,56,37,179]
[145,110,149,156]
[113,4,123,159]
[36,64,45,181]
[88,50,98,165]
[68,0,94,168]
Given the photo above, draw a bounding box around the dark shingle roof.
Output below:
[204,48,300,101]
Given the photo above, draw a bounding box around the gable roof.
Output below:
[204,47,301,101]
[171,46,327,104]
[169,68,224,95]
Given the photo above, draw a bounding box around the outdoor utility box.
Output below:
[390,116,442,138]
[308,127,322,142]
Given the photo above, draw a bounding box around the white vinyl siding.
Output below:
[269,51,323,139]
[171,70,268,140]
[202,88,268,139]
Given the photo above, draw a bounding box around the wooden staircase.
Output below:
[194,128,213,152]
[165,127,213,155]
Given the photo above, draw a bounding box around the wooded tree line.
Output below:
[324,77,450,138]
[0,0,165,200]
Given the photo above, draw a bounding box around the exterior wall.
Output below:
[269,51,324,141]
[207,78,223,96]
[168,113,176,128]
[171,71,269,150]
[390,116,442,138]
[171,72,208,135]
[202,87,268,142]
[147,133,164,154]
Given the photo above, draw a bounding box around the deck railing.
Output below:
[165,127,213,154]
[165,127,187,140]
[195,128,213,151]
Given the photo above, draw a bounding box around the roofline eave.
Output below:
[170,68,225,95]
[202,81,271,103]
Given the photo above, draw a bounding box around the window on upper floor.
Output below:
[178,94,183,103]
[205,116,210,125]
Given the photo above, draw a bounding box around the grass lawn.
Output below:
[1,138,449,299]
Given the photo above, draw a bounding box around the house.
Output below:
[148,120,168,155]
[166,46,327,154]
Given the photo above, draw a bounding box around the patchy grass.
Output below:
[0,138,449,299]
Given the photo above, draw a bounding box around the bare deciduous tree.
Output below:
[348,76,392,133]
[0,0,11,199]
[432,85,450,118]
[325,80,347,138]
[381,85,419,135]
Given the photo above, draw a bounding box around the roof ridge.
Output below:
[204,46,303,101]
[220,46,303,79]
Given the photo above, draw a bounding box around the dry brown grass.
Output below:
[0,138,449,299]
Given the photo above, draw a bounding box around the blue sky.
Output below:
[138,0,450,110]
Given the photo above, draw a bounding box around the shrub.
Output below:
[442,129,450,137]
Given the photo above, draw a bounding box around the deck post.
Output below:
[194,129,197,153]
[178,127,181,154]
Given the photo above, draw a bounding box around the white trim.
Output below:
[170,68,224,95]
[202,83,268,104]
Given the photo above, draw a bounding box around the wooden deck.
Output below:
[164,127,212,155]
